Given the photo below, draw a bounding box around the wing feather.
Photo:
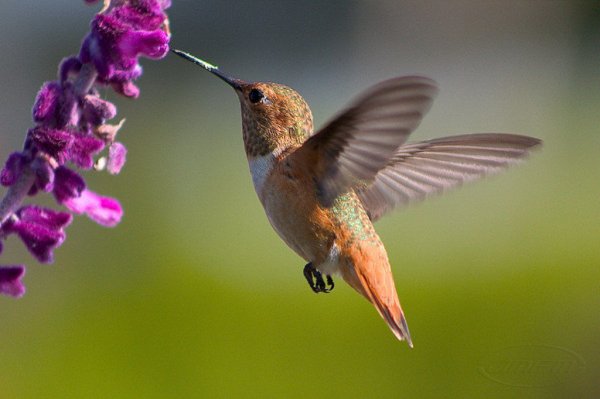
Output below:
[356,133,542,221]
[292,76,439,207]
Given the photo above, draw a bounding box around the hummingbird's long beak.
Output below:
[171,49,243,91]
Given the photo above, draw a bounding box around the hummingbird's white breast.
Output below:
[247,151,278,197]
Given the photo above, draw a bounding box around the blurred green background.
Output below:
[1,1,599,398]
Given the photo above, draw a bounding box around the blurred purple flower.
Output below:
[1,206,72,263]
[64,189,122,227]
[0,266,26,298]
[32,82,62,124]
[69,135,105,169]
[83,95,117,125]
[30,156,55,192]
[80,0,170,98]
[0,0,170,296]
[53,166,86,204]
[107,142,127,174]
[1,153,27,187]
[27,127,74,165]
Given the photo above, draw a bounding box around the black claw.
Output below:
[326,275,334,291]
[314,269,326,291]
[303,263,320,293]
[303,263,335,294]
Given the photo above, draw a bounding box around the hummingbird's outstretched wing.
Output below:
[355,133,542,221]
[293,76,439,207]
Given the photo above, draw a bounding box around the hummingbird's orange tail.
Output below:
[340,256,413,347]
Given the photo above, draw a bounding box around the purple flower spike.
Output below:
[53,166,86,204]
[107,142,127,174]
[0,0,170,297]
[0,266,26,298]
[64,189,122,227]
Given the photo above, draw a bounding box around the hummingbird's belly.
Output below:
[256,165,335,264]
[263,195,331,263]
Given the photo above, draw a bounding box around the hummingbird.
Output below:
[173,49,541,347]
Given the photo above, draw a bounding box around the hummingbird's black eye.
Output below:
[248,89,264,104]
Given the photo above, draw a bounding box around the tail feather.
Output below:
[340,258,413,347]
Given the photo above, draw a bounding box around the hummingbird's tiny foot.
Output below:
[303,263,320,293]
[303,263,333,293]
[314,270,327,292]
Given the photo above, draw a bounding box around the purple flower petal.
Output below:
[18,205,72,230]
[110,64,143,82]
[83,95,117,125]
[107,142,127,174]
[111,80,140,98]
[0,266,26,298]
[64,189,122,227]
[1,152,27,187]
[112,2,168,30]
[81,15,135,79]
[2,206,70,264]
[158,0,172,11]
[31,157,55,192]
[119,29,169,59]
[69,135,105,169]
[32,82,61,123]
[59,56,83,83]
[28,127,74,165]
[53,166,86,204]
[20,223,65,263]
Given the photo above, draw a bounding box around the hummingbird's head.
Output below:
[172,50,313,157]
[234,82,313,157]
